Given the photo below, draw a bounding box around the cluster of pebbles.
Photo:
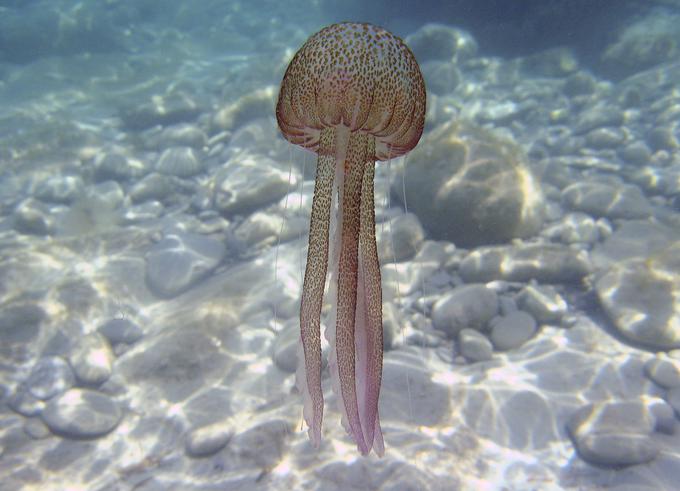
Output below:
[1,12,680,491]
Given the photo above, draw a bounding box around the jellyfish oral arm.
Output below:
[298,125,384,456]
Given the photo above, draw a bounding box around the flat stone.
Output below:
[98,318,143,345]
[596,242,680,350]
[42,389,122,438]
[460,243,591,283]
[561,181,652,219]
[567,399,659,467]
[35,175,84,204]
[145,232,226,298]
[432,284,499,336]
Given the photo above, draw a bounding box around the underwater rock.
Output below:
[541,212,601,245]
[420,60,461,95]
[489,311,538,351]
[458,328,493,362]
[155,146,204,178]
[41,388,122,438]
[185,419,235,457]
[35,175,84,204]
[519,47,578,77]
[405,23,478,63]
[644,356,680,389]
[460,243,591,283]
[377,212,425,263]
[516,285,568,324]
[562,181,652,220]
[13,198,55,235]
[395,120,545,247]
[573,105,624,134]
[122,201,164,224]
[567,399,660,466]
[212,86,276,132]
[145,232,226,298]
[26,356,75,400]
[98,318,143,346]
[143,123,207,150]
[432,284,499,337]
[596,242,680,350]
[93,150,149,183]
[213,154,295,216]
[119,91,203,131]
[69,333,114,385]
[563,71,597,96]
[601,10,680,79]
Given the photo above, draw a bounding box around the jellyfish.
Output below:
[276,22,426,456]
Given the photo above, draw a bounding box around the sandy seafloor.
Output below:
[1,1,680,490]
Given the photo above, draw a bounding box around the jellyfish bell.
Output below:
[276,22,426,456]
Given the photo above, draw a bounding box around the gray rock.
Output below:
[460,243,591,283]
[596,242,680,350]
[519,47,578,77]
[567,399,659,466]
[128,172,180,204]
[541,212,599,245]
[35,175,84,204]
[23,417,51,439]
[41,389,122,438]
[420,60,460,95]
[563,71,597,96]
[122,201,164,224]
[561,181,652,219]
[432,284,499,336]
[516,285,567,324]
[144,123,207,150]
[14,198,54,235]
[85,181,125,210]
[145,232,226,298]
[489,311,537,351]
[458,328,493,362]
[574,105,624,134]
[26,356,75,400]
[668,387,680,416]
[378,213,425,263]
[98,318,143,345]
[229,419,292,468]
[8,387,45,416]
[93,151,148,182]
[0,304,45,348]
[119,91,203,131]
[405,23,477,63]
[648,126,678,152]
[393,121,545,247]
[644,356,680,389]
[69,333,114,385]
[156,146,204,177]
[185,419,235,457]
[620,141,652,165]
[585,127,625,149]
[213,156,295,216]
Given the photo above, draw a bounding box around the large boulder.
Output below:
[393,121,544,247]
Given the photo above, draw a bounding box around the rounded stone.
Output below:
[26,357,75,400]
[432,284,499,336]
[98,318,144,345]
[185,420,235,457]
[458,328,493,362]
[69,333,114,385]
[41,389,122,438]
[156,146,204,177]
[489,311,538,351]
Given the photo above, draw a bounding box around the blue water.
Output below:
[1,1,679,490]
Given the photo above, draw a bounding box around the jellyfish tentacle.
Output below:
[298,126,336,447]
